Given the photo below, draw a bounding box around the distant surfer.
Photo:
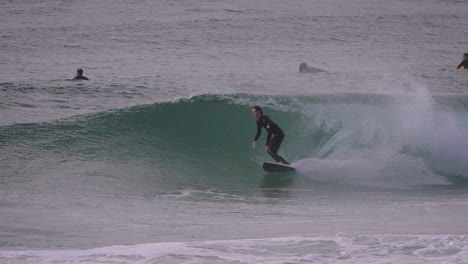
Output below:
[457,53,468,70]
[251,106,289,165]
[299,62,325,73]
[73,68,89,80]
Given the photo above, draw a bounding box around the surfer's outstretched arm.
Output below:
[252,122,262,149]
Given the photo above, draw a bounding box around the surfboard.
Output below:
[262,162,295,172]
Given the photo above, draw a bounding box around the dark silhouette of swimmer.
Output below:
[251,106,289,165]
[299,62,325,73]
[73,68,89,80]
[457,53,468,70]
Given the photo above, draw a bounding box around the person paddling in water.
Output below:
[73,68,89,80]
[251,106,289,165]
[457,53,468,70]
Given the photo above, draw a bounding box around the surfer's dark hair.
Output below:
[299,62,308,72]
[464,53,468,57]
[77,68,84,75]
[252,105,263,115]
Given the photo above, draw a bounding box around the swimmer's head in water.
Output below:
[464,53,468,60]
[76,68,84,76]
[299,62,308,72]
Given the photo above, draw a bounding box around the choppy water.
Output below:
[1,0,468,263]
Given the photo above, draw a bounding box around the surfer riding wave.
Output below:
[251,106,289,165]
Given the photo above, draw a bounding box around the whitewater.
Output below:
[1,0,468,263]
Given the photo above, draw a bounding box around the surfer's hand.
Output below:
[265,145,270,151]
[252,141,256,149]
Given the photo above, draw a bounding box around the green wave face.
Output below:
[2,93,468,192]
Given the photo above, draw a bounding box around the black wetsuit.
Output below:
[73,75,89,80]
[457,59,468,69]
[254,115,289,164]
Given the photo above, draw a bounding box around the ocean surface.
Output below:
[1,0,468,263]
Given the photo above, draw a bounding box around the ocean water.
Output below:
[1,0,468,263]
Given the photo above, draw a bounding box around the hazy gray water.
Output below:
[1,0,468,263]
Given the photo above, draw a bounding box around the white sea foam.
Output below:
[294,84,467,186]
[1,235,467,264]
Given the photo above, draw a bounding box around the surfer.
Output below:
[299,62,325,73]
[251,106,289,165]
[73,68,89,80]
[457,53,468,70]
